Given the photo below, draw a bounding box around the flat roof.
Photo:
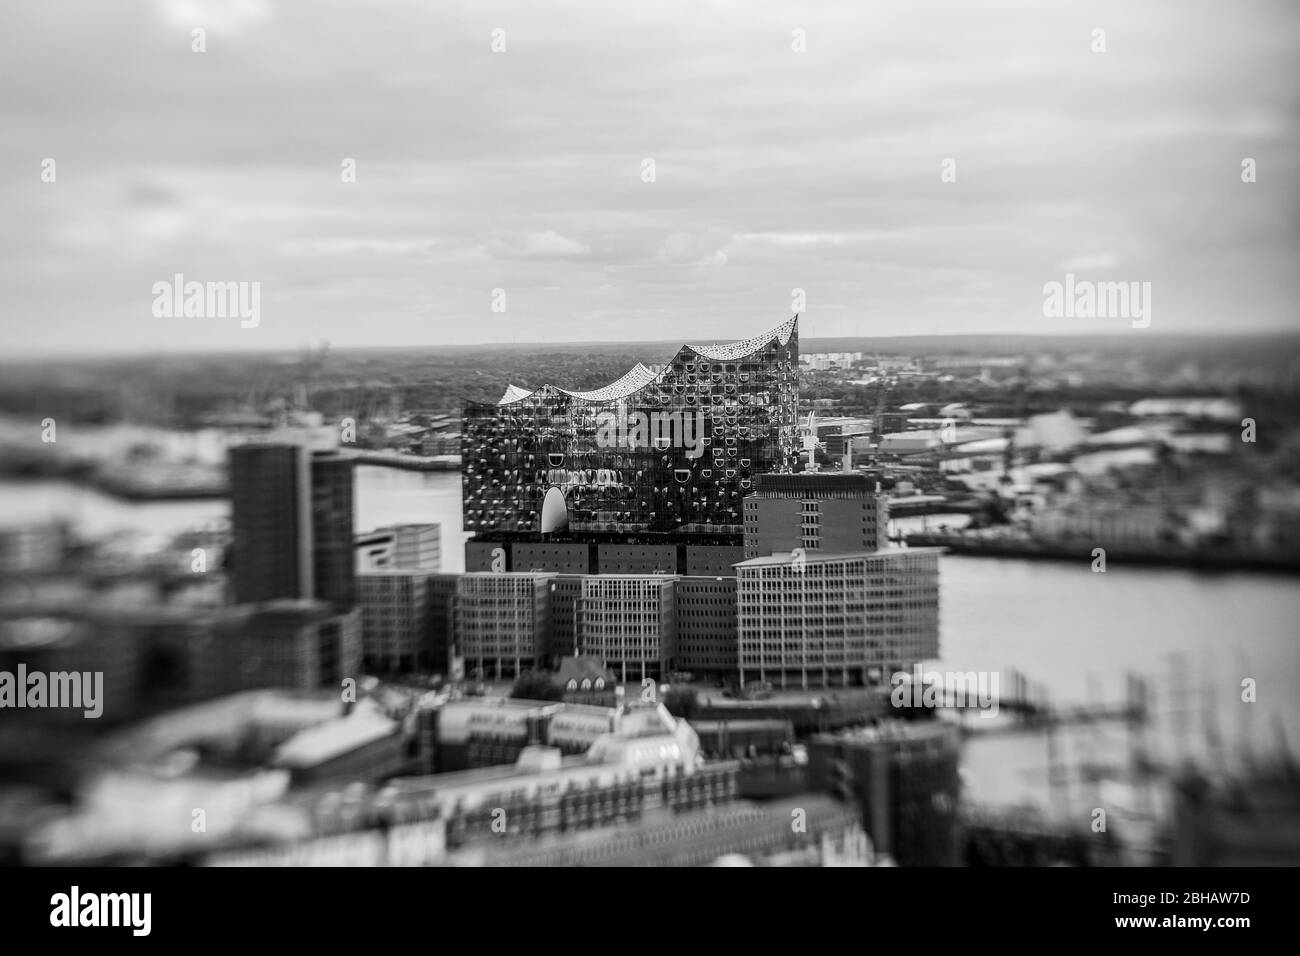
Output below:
[272,712,400,768]
[690,719,793,733]
[734,548,944,568]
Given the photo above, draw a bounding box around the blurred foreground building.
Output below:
[807,721,962,866]
[228,437,356,608]
[355,523,453,674]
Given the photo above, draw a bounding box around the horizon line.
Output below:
[4,326,1299,364]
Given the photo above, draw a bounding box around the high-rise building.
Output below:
[742,472,890,560]
[229,440,356,608]
[462,316,801,544]
[311,453,357,607]
[229,444,308,604]
[735,549,941,689]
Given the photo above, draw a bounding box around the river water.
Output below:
[4,467,1297,816]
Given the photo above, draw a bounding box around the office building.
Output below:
[743,472,890,560]
[311,453,357,607]
[355,523,450,674]
[735,549,941,689]
[229,439,356,608]
[454,572,554,680]
[544,574,584,662]
[674,576,738,677]
[357,570,458,674]
[579,574,676,683]
[426,573,458,674]
[450,570,739,679]
[355,524,441,573]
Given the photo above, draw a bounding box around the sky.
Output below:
[1,0,1297,356]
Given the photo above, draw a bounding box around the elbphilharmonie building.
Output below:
[462,316,800,540]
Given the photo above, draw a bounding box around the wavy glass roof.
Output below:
[497,365,660,405]
[497,384,534,405]
[494,315,797,406]
[688,314,798,361]
[560,362,660,401]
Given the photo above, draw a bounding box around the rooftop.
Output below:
[688,314,798,361]
[735,548,944,568]
[271,710,400,768]
[491,315,798,407]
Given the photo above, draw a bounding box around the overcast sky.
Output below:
[2,0,1297,356]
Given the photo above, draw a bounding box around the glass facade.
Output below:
[463,316,800,536]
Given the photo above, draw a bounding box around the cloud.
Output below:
[282,237,447,257]
[1,0,1297,353]
[155,0,270,34]
[657,230,730,267]
[729,232,894,249]
[1058,252,1120,272]
[489,231,591,260]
